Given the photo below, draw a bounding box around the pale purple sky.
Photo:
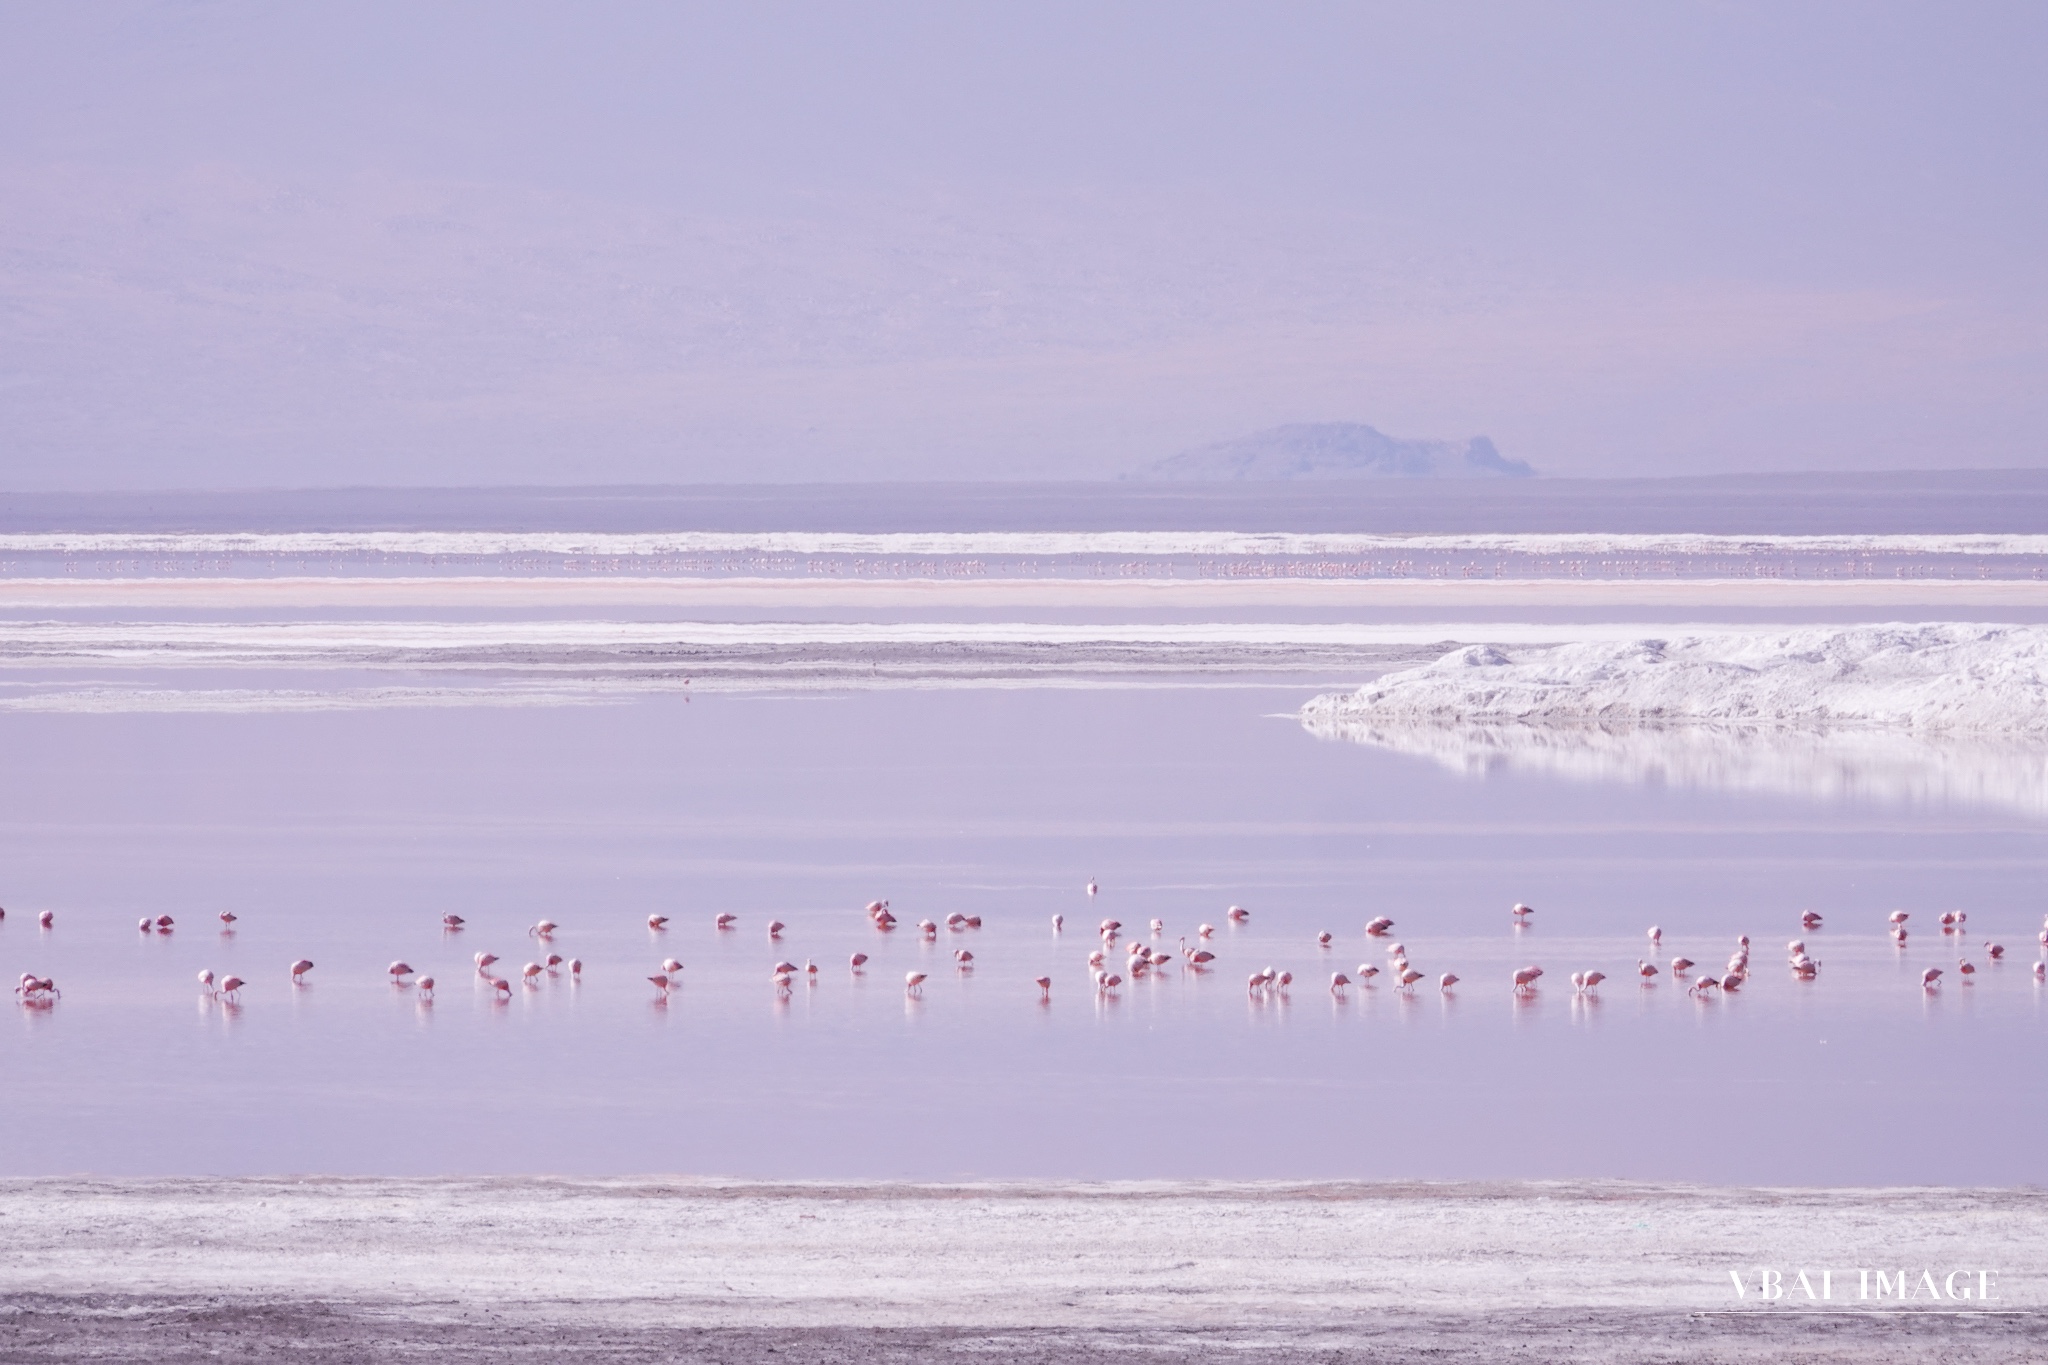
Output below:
[2,2,2045,487]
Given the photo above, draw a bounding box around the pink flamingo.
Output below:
[1330,972,1350,993]
[1086,880,1098,897]
[1397,968,1425,992]
[850,952,868,971]
[649,973,673,995]
[220,911,239,926]
[1921,967,1943,989]
[197,969,216,994]
[1316,931,1332,946]
[38,910,53,929]
[388,961,414,982]
[1356,964,1380,985]
[905,971,926,995]
[218,975,243,1002]
[1511,966,1543,995]
[441,914,463,928]
[475,952,500,975]
[529,920,557,939]
[417,976,435,998]
[289,959,315,984]
[1440,973,1459,992]
[1365,917,1394,936]
[648,915,669,930]
[1036,976,1052,999]
[1637,960,1658,983]
[521,963,544,986]
[664,958,686,975]
[1227,905,1250,923]
[1670,957,1694,975]
[767,920,786,938]
[716,913,737,929]
[1051,914,1063,932]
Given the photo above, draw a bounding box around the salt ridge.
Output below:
[1301,624,2048,734]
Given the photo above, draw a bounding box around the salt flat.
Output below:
[6,574,2048,609]
[0,1180,2041,1362]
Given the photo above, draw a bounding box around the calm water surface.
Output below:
[3,684,2044,1182]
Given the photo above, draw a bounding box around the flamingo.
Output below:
[1581,970,1607,993]
[1052,914,1064,932]
[1197,923,1216,939]
[218,975,244,1002]
[529,920,557,939]
[648,915,669,930]
[1330,972,1350,993]
[545,954,564,973]
[1671,957,1695,975]
[289,959,315,984]
[197,969,216,994]
[1987,943,2005,960]
[221,911,240,926]
[569,959,582,978]
[955,950,974,966]
[1275,970,1293,991]
[1690,974,1719,996]
[1036,976,1052,998]
[475,952,500,974]
[487,976,512,998]
[1637,960,1658,983]
[417,977,435,998]
[1958,959,1977,982]
[716,913,737,929]
[521,963,544,986]
[2034,961,2045,982]
[441,914,463,928]
[1356,964,1379,984]
[905,972,927,995]
[37,911,52,929]
[1921,967,1942,989]
[1364,916,1394,936]
[1889,910,1910,925]
[1647,925,1661,945]
[1397,968,1425,991]
[1246,972,1263,995]
[1511,903,1534,919]
[1511,966,1543,995]
[1316,931,1332,947]
[155,915,174,933]
[388,961,414,982]
[772,971,793,994]
[918,919,938,938]
[1227,906,1250,923]
[1103,974,1122,993]
[1801,911,1824,928]
[664,958,686,975]
[1719,973,1743,993]
[1440,973,1459,992]
[766,920,786,939]
[1787,940,1804,957]
[946,912,967,929]
[1188,949,1216,968]
[850,952,868,971]
[649,973,673,995]
[138,918,151,933]
[1086,881,1098,897]
[1150,918,1164,936]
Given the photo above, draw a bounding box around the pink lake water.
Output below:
[3,680,2043,1182]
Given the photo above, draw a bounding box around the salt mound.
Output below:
[1300,624,2048,735]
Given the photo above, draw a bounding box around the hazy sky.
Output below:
[3,1,2045,487]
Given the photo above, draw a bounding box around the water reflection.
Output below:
[1306,717,2048,819]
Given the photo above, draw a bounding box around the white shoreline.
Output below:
[2,1178,2040,1324]
[6,575,2048,608]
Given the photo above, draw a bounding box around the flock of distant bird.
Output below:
[9,887,2048,1010]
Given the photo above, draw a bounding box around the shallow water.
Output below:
[3,681,2043,1182]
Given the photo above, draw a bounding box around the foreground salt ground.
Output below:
[1,1181,2042,1362]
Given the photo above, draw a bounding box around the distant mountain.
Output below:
[1137,423,1534,480]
